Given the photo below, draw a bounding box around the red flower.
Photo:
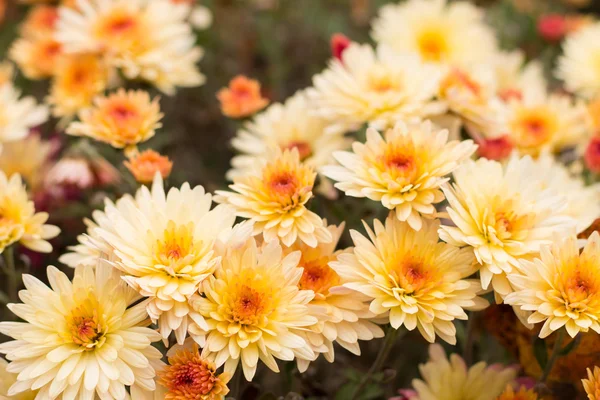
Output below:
[585,137,600,173]
[538,14,567,42]
[331,33,351,61]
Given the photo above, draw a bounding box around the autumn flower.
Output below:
[125,149,173,183]
[217,75,269,118]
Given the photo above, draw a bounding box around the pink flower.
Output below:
[538,14,567,42]
[330,33,351,61]
[585,136,600,173]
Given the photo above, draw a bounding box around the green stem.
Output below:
[539,329,566,384]
[463,313,476,366]
[3,246,18,304]
[350,327,400,400]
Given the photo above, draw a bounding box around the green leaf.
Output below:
[533,337,548,370]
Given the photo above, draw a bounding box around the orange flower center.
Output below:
[299,259,340,296]
[391,257,433,293]
[416,27,449,62]
[155,222,195,267]
[367,65,401,93]
[94,8,146,53]
[229,284,272,325]
[380,145,419,183]
[67,298,107,350]
[282,141,312,161]
[510,107,558,150]
[268,171,299,196]
[563,269,598,305]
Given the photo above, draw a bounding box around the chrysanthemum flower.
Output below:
[188,234,318,381]
[67,89,163,151]
[493,50,546,102]
[0,84,48,146]
[9,37,62,80]
[216,148,332,247]
[61,174,236,343]
[0,358,37,400]
[56,0,204,94]
[227,91,350,180]
[283,222,384,372]
[0,172,59,253]
[0,133,53,191]
[497,385,538,400]
[21,5,58,39]
[331,217,487,344]
[558,22,600,99]
[47,53,110,118]
[217,75,268,119]
[506,232,600,338]
[0,261,164,400]
[158,343,230,400]
[125,149,173,183]
[371,0,497,67]
[323,121,476,231]
[307,43,445,132]
[409,344,517,400]
[583,366,600,400]
[440,156,577,299]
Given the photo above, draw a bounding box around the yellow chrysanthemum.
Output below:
[67,89,163,151]
[216,148,332,248]
[306,43,445,132]
[283,222,384,372]
[440,156,578,300]
[0,134,52,191]
[331,217,487,344]
[61,174,236,343]
[56,0,204,94]
[0,358,37,400]
[371,0,497,67]
[410,344,517,400]
[188,232,318,381]
[0,172,59,254]
[506,232,600,338]
[158,343,230,400]
[9,37,62,80]
[47,53,110,119]
[0,261,164,400]
[323,121,476,231]
[227,91,350,181]
[557,22,600,99]
[584,366,600,400]
[0,83,48,146]
[496,385,538,400]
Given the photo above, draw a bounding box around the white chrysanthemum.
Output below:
[439,156,578,300]
[0,83,48,147]
[323,121,476,231]
[306,43,445,132]
[410,344,517,400]
[188,232,318,381]
[56,0,204,94]
[557,22,600,99]
[506,233,600,338]
[283,222,384,372]
[60,174,236,343]
[0,261,164,400]
[493,50,546,101]
[371,0,497,67]
[331,217,487,345]
[227,91,350,181]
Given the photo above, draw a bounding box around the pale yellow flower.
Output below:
[0,261,164,399]
[188,232,318,381]
[331,217,487,345]
[583,366,600,400]
[307,43,445,132]
[0,358,37,400]
[0,84,48,146]
[371,0,497,67]
[557,22,600,99]
[493,50,546,102]
[216,148,332,248]
[323,121,476,231]
[440,156,578,300]
[506,232,600,338]
[0,134,52,191]
[67,89,163,151]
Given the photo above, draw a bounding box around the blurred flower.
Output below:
[20,5,58,39]
[330,33,351,61]
[323,121,476,231]
[9,37,62,80]
[507,232,600,338]
[538,15,567,42]
[493,50,546,102]
[0,84,48,146]
[476,136,513,161]
[331,217,487,345]
[47,53,110,119]
[584,366,600,400]
[0,172,59,253]
[158,343,230,400]
[189,5,212,30]
[44,156,96,189]
[308,43,445,132]
[285,222,384,372]
[216,148,332,247]
[585,137,600,173]
[0,133,53,191]
[125,149,173,183]
[217,75,268,119]
[440,156,577,300]
[496,385,538,400]
[0,261,164,399]
[67,89,163,151]
[227,90,350,180]
[406,344,517,399]
[0,62,13,87]
[371,0,497,67]
[56,0,205,94]
[0,358,37,400]
[558,22,600,99]
[62,174,236,343]
[189,233,317,381]
[587,96,600,133]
